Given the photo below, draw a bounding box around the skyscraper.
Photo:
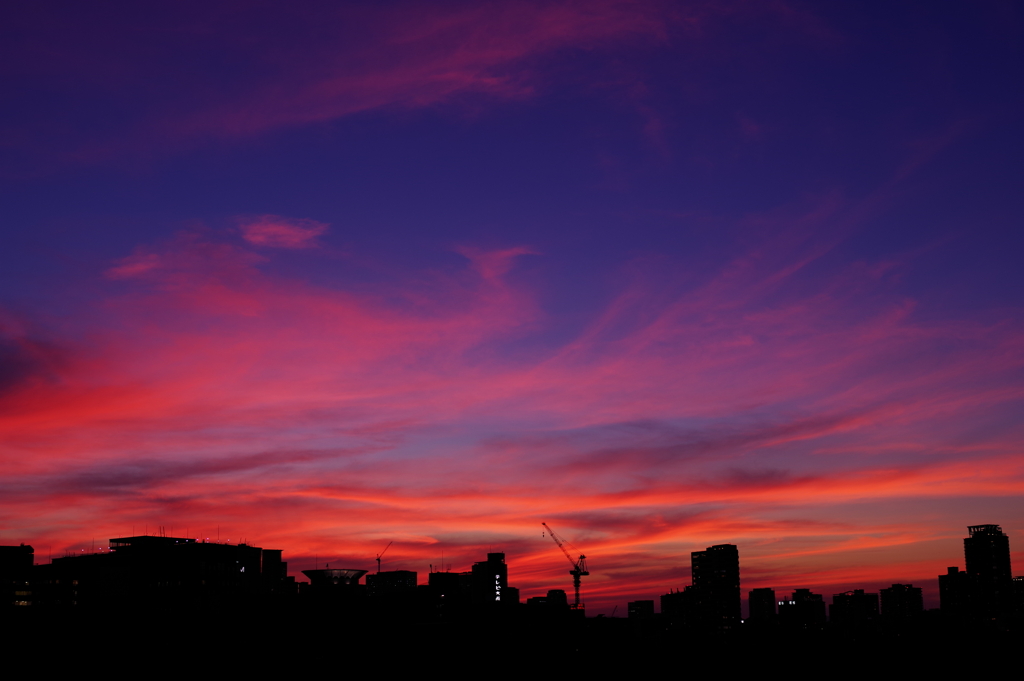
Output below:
[691,544,740,632]
[963,524,1014,621]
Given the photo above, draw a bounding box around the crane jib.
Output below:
[542,522,590,611]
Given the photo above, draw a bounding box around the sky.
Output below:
[1,1,1023,613]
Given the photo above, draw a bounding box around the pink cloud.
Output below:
[170,1,675,140]
[7,0,690,169]
[2,1,842,176]
[457,245,538,282]
[105,251,162,279]
[3,213,1024,612]
[238,215,329,249]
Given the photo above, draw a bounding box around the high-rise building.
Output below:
[470,552,508,606]
[747,587,776,624]
[964,524,1013,621]
[427,570,463,596]
[660,587,690,626]
[423,553,518,618]
[628,600,655,619]
[366,569,417,597]
[0,544,34,607]
[778,589,826,630]
[939,566,971,621]
[526,588,569,617]
[425,570,467,619]
[830,589,879,626]
[363,569,419,618]
[691,544,740,632]
[880,583,923,621]
[545,588,568,609]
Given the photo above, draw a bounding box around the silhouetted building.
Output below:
[628,600,655,619]
[366,569,417,597]
[964,524,1014,622]
[660,586,702,630]
[691,544,741,632]
[427,569,464,595]
[471,552,509,607]
[526,588,570,616]
[544,589,569,609]
[426,570,468,619]
[363,569,419,618]
[747,587,776,624]
[422,553,519,619]
[778,589,826,630]
[302,567,367,587]
[34,536,293,610]
[880,583,923,621]
[660,588,685,622]
[300,567,368,613]
[0,544,34,607]
[830,589,879,626]
[263,549,286,574]
[939,566,971,621]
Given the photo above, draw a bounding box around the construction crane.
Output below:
[375,541,392,573]
[542,522,589,611]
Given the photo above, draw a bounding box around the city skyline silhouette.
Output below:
[2,2,1023,644]
[4,522,1020,622]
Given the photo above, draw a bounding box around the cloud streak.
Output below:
[2,208,1022,610]
[3,0,697,170]
[238,215,329,249]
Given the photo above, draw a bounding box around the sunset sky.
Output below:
[2,1,1023,612]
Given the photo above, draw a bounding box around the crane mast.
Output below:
[542,522,589,611]
[375,541,392,573]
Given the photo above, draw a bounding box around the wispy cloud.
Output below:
[238,215,329,249]
[3,202,1023,610]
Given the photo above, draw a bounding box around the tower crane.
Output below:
[375,541,392,573]
[542,522,589,611]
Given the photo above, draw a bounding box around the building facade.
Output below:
[691,544,741,633]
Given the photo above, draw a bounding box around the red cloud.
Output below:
[3,210,1024,612]
[238,215,329,249]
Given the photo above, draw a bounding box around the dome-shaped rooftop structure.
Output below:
[302,568,367,586]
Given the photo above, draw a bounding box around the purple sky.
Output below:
[1,1,1023,612]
